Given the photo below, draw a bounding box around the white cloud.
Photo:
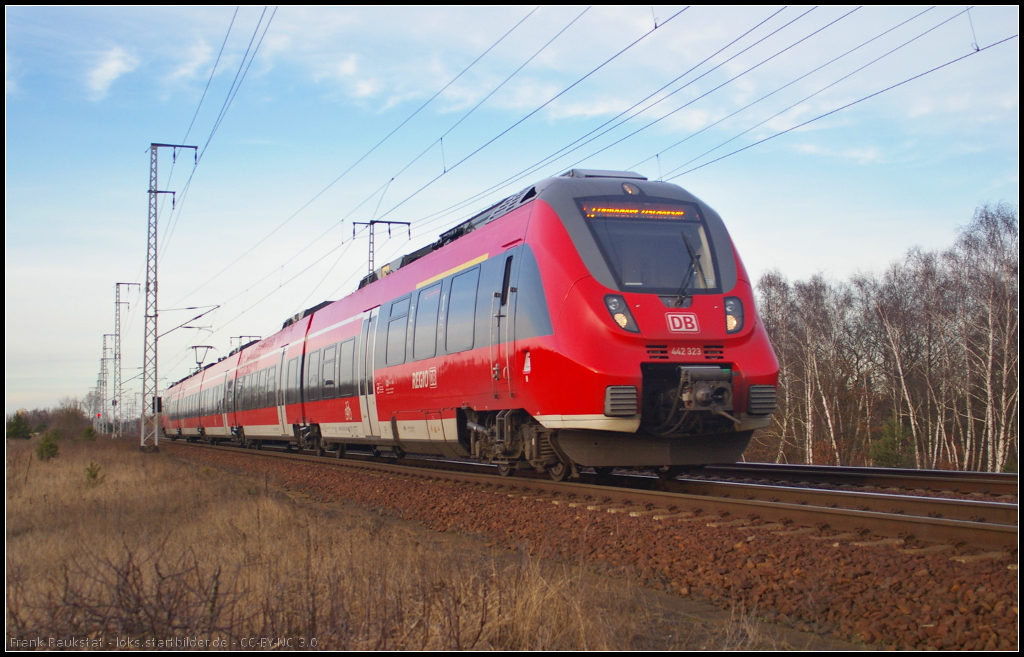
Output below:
[167,40,212,82]
[87,46,138,100]
[793,142,882,164]
[6,50,16,95]
[352,79,379,98]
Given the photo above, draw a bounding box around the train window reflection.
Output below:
[414,283,441,360]
[580,198,717,294]
[446,268,479,353]
[338,339,356,397]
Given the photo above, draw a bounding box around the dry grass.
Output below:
[6,438,797,650]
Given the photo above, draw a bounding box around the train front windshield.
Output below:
[578,197,719,295]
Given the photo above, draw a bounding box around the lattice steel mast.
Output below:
[142,143,196,451]
[353,220,410,273]
[113,282,138,438]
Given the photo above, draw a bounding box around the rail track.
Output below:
[168,439,1017,552]
[697,462,1018,497]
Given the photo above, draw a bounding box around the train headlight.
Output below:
[604,295,640,333]
[725,297,744,333]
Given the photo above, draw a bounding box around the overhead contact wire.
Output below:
[169,7,540,308]
[666,33,1018,179]
[371,6,691,224]
[628,6,937,170]
[372,5,786,237]
[662,7,982,178]
[161,7,274,264]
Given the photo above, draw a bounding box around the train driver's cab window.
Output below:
[578,197,719,294]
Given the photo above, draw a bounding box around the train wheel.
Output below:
[335,443,346,459]
[255,440,263,451]
[548,461,570,482]
[316,441,326,458]
[496,462,515,477]
[657,465,685,482]
[394,447,406,460]
[371,448,382,458]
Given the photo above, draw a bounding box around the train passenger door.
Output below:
[275,347,287,435]
[358,308,381,438]
[489,251,518,399]
[220,372,229,431]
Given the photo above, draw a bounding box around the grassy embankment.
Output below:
[6,438,789,650]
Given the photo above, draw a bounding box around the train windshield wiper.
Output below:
[674,232,701,307]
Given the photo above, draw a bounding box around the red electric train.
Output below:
[163,169,779,480]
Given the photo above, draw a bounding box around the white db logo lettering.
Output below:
[667,313,700,333]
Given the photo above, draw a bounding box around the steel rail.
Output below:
[701,462,1018,496]
[660,478,1017,526]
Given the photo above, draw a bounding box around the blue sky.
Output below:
[5,6,1019,413]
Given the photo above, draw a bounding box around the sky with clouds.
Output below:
[5,5,1019,413]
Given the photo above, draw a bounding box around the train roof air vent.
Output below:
[561,169,647,180]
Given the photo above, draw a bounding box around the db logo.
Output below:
[667,313,700,333]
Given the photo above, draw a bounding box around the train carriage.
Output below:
[163,169,779,479]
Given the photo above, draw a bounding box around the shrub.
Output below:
[82,426,97,442]
[6,413,31,440]
[85,462,106,485]
[36,431,60,461]
[870,417,908,468]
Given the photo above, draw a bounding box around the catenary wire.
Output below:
[659,7,979,179]
[359,6,788,240]
[160,7,276,263]
[167,7,540,308]
[369,6,691,224]
[628,6,937,171]
[664,33,1017,179]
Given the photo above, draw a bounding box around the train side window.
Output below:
[236,378,246,412]
[413,283,441,360]
[266,366,277,407]
[285,357,299,405]
[338,339,356,397]
[246,374,255,411]
[387,296,411,365]
[256,369,266,409]
[321,344,337,399]
[391,296,410,317]
[243,374,252,411]
[446,267,479,353]
[306,350,322,402]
